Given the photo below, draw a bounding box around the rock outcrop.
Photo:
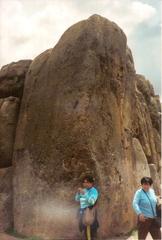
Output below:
[0,15,161,239]
[0,60,32,98]
[0,60,32,168]
[0,167,13,232]
[0,60,32,232]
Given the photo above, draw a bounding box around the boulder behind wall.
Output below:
[0,61,31,233]
[0,60,32,168]
[0,60,32,98]
[132,74,161,170]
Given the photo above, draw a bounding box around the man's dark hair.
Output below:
[82,175,95,183]
[141,177,153,185]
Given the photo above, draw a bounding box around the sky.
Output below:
[0,0,161,97]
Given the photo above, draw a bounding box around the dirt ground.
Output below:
[0,231,161,240]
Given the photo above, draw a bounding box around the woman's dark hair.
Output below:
[83,175,95,183]
[141,177,153,185]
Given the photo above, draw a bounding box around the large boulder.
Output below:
[0,60,32,98]
[12,15,160,239]
[135,74,161,133]
[0,61,32,234]
[132,74,161,170]
[0,60,31,168]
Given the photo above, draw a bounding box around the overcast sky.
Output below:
[0,0,161,97]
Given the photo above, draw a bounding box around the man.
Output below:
[75,175,99,240]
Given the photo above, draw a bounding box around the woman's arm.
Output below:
[132,190,142,215]
[87,188,98,206]
[75,192,80,202]
[75,188,85,202]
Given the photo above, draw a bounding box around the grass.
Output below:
[130,229,138,240]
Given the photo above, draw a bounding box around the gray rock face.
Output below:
[0,167,13,232]
[132,74,161,171]
[132,138,151,185]
[0,60,32,168]
[149,164,161,195]
[0,60,32,98]
[0,60,31,231]
[0,97,19,168]
[0,15,160,239]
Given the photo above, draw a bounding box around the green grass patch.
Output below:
[130,229,138,240]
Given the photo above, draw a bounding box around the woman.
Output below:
[75,175,99,240]
[132,176,161,240]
